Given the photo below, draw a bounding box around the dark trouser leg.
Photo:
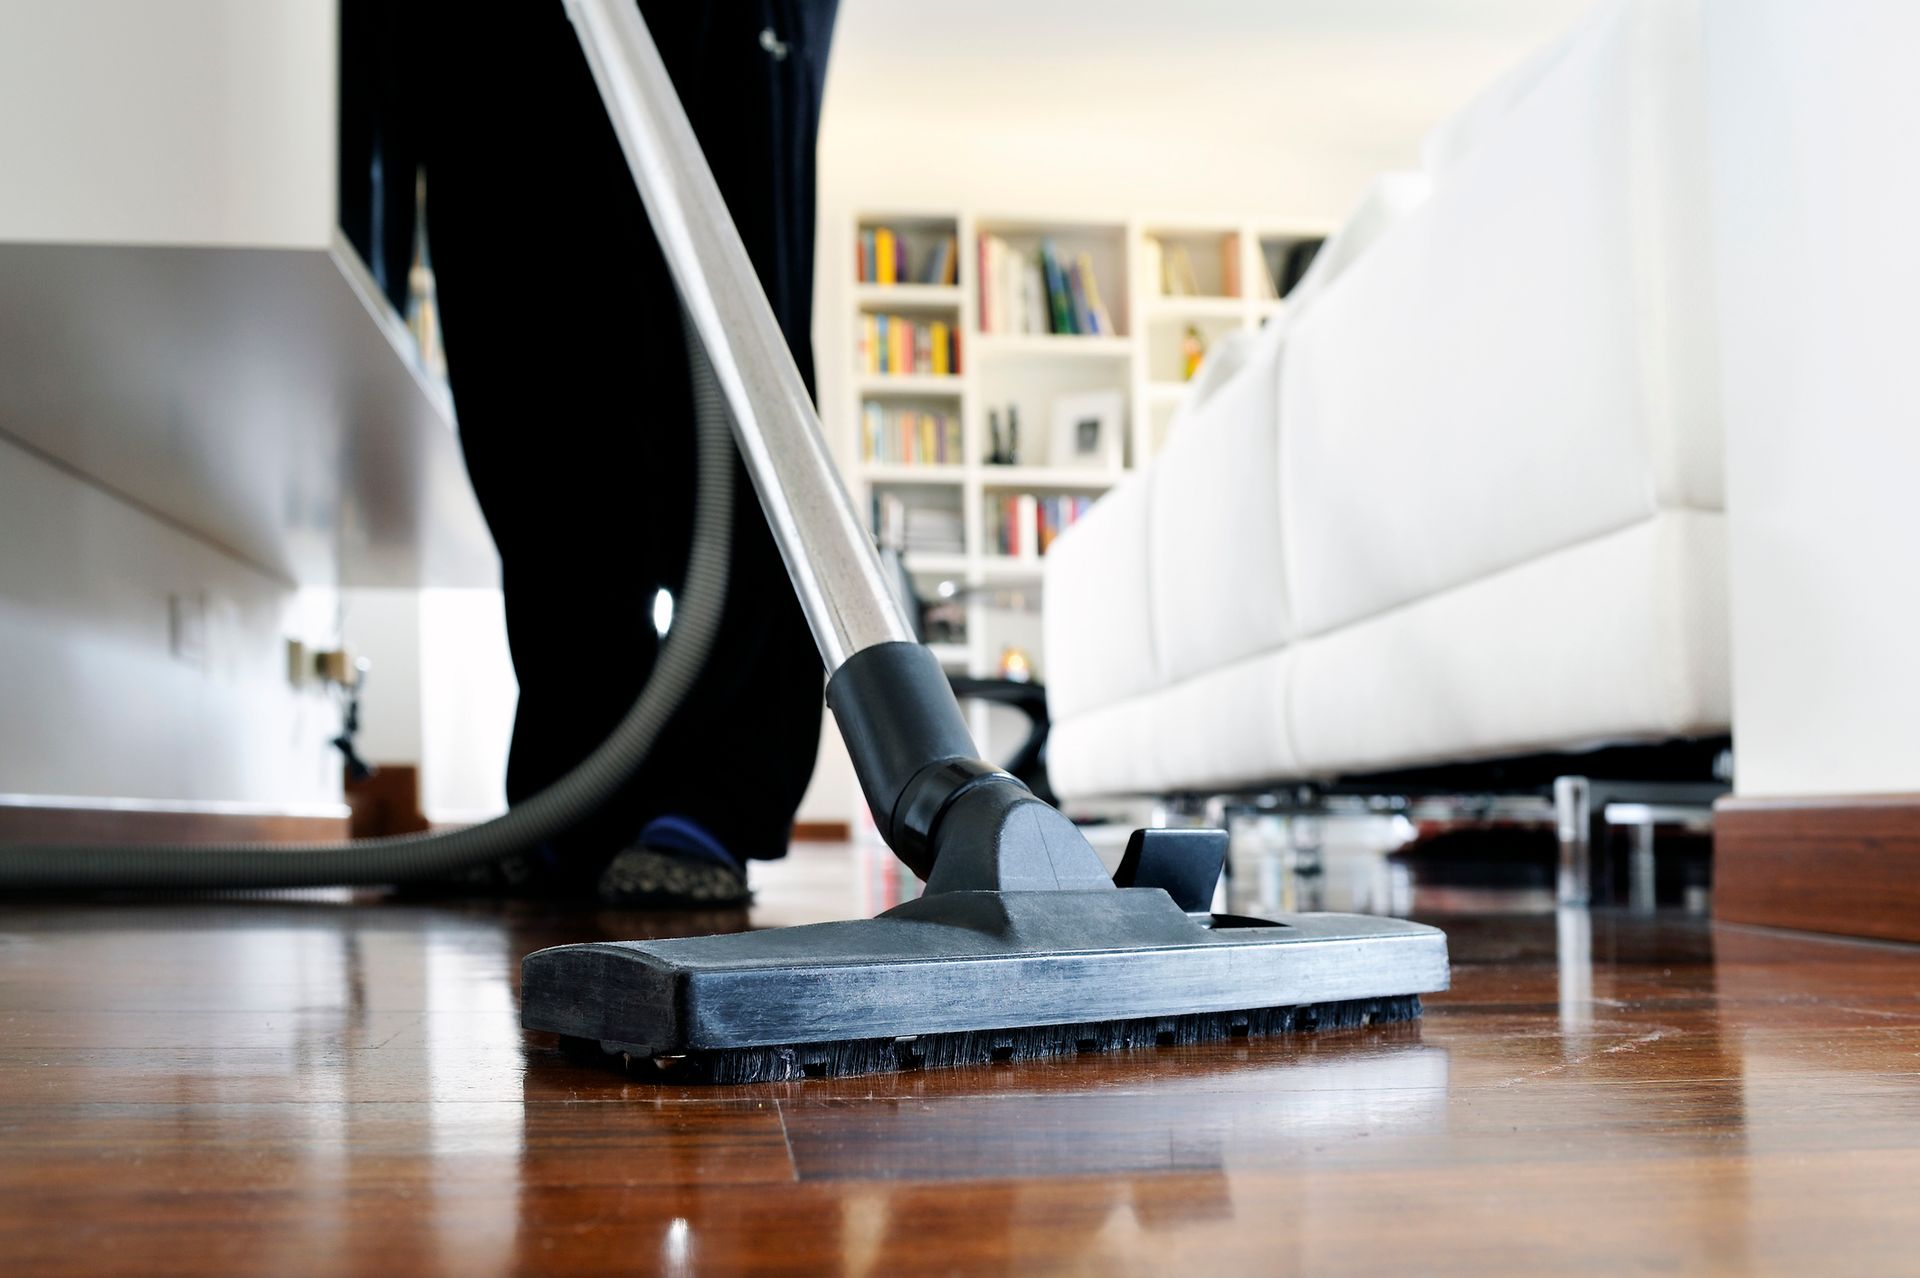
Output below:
[420,1,831,884]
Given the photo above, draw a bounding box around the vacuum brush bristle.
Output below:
[560,993,1422,1084]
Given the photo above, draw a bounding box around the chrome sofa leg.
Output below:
[1554,775,1592,906]
[1625,819,1657,912]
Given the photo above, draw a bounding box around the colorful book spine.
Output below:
[990,493,1096,555]
[862,227,959,287]
[920,236,957,286]
[1040,241,1073,334]
[977,233,993,333]
[1064,258,1093,335]
[861,403,961,466]
[865,315,962,377]
[1075,253,1113,335]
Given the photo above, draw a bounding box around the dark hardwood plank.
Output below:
[1715,792,1920,942]
[4,842,1920,1275]
[791,820,853,842]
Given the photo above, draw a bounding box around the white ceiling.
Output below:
[821,0,1596,222]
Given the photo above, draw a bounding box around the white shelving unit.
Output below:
[843,211,1322,755]
[1131,221,1319,461]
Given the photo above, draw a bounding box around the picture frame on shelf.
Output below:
[1049,390,1125,471]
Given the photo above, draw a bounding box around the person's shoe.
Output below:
[597,816,751,909]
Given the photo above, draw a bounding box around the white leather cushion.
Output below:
[1051,513,1727,799]
[1147,329,1292,685]
[1279,0,1721,641]
[1288,512,1728,777]
[1047,695,1162,801]
[1281,171,1432,325]
[1041,473,1156,722]
[1177,327,1260,415]
[1050,649,1301,802]
[1148,648,1301,794]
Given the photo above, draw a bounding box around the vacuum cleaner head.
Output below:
[524,825,1448,1083]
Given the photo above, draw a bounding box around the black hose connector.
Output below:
[825,641,999,879]
[824,641,1112,893]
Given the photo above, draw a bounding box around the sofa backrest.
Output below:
[1277,0,1723,641]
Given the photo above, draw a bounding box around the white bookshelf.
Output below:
[1132,221,1321,460]
[843,211,1323,745]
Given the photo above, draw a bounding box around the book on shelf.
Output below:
[921,236,957,286]
[1254,248,1281,300]
[856,225,959,286]
[858,226,901,285]
[861,403,962,466]
[989,492,1094,557]
[1076,251,1114,333]
[1142,237,1164,302]
[977,234,1114,337]
[871,493,965,555]
[859,313,960,376]
[1040,243,1072,334]
[976,234,992,332]
[1159,242,1201,296]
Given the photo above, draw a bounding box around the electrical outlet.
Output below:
[286,639,363,690]
[314,647,361,687]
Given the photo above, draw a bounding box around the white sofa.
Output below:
[1043,0,1730,802]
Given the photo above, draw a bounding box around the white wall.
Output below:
[415,590,516,823]
[1708,0,1920,798]
[339,588,516,826]
[0,437,344,809]
[0,0,336,248]
[339,590,425,767]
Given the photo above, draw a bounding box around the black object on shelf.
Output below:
[1277,238,1326,298]
[986,404,1024,466]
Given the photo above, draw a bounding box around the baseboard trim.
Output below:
[791,821,852,843]
[0,796,351,846]
[1714,793,1920,943]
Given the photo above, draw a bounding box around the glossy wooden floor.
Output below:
[6,842,1920,1276]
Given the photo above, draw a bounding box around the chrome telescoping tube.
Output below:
[561,0,916,672]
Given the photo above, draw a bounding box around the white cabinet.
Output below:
[0,0,493,587]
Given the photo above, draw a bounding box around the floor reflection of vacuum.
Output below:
[0,0,1446,1081]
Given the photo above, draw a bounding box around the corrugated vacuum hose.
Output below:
[0,314,735,890]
